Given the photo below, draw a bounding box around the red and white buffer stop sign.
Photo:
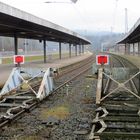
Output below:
[96,55,109,65]
[14,55,25,64]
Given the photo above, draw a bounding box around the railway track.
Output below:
[0,55,94,129]
[89,54,140,140]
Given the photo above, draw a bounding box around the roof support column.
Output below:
[14,34,18,67]
[69,44,72,58]
[75,45,77,56]
[125,43,127,54]
[14,34,18,55]
[133,43,135,56]
[79,45,81,55]
[59,42,62,59]
[43,40,47,63]
[138,42,140,56]
[82,44,84,54]
[125,43,130,55]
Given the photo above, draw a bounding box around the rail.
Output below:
[89,54,140,140]
[0,55,94,128]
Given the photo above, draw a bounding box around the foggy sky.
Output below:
[0,0,140,33]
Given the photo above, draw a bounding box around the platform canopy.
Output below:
[0,2,91,45]
[118,18,140,44]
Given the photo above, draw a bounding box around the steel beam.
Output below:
[43,40,47,63]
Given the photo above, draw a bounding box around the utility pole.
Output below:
[125,8,128,33]
[112,0,119,32]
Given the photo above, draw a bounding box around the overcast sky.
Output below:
[0,0,140,33]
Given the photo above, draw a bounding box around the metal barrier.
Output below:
[96,67,140,105]
[37,68,54,100]
[0,68,22,96]
[0,67,54,100]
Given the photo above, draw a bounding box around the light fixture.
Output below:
[45,0,78,4]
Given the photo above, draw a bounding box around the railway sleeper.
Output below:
[107,112,139,117]
[96,131,140,140]
[104,116,140,122]
[102,103,140,109]
[106,122,140,130]
[103,100,140,105]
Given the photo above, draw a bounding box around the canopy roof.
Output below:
[0,2,91,45]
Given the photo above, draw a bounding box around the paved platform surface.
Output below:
[0,53,93,86]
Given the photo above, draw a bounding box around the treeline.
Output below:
[84,32,124,52]
[0,37,42,52]
[0,37,75,55]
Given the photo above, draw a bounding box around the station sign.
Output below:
[96,55,109,65]
[14,55,25,64]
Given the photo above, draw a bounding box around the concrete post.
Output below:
[59,42,62,59]
[138,42,140,56]
[14,34,18,55]
[69,44,71,58]
[43,40,47,63]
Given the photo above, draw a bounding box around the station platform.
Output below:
[0,53,93,87]
[116,54,140,68]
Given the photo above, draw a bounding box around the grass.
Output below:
[1,53,71,64]
[2,57,13,64]
[40,104,70,120]
[2,55,44,64]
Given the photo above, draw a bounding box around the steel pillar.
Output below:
[69,44,71,58]
[75,45,77,56]
[14,34,18,55]
[125,44,127,54]
[138,42,140,56]
[59,42,62,59]
[125,43,130,55]
[79,45,81,55]
[43,40,47,63]
[82,45,84,53]
[133,43,135,56]
[128,44,130,55]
